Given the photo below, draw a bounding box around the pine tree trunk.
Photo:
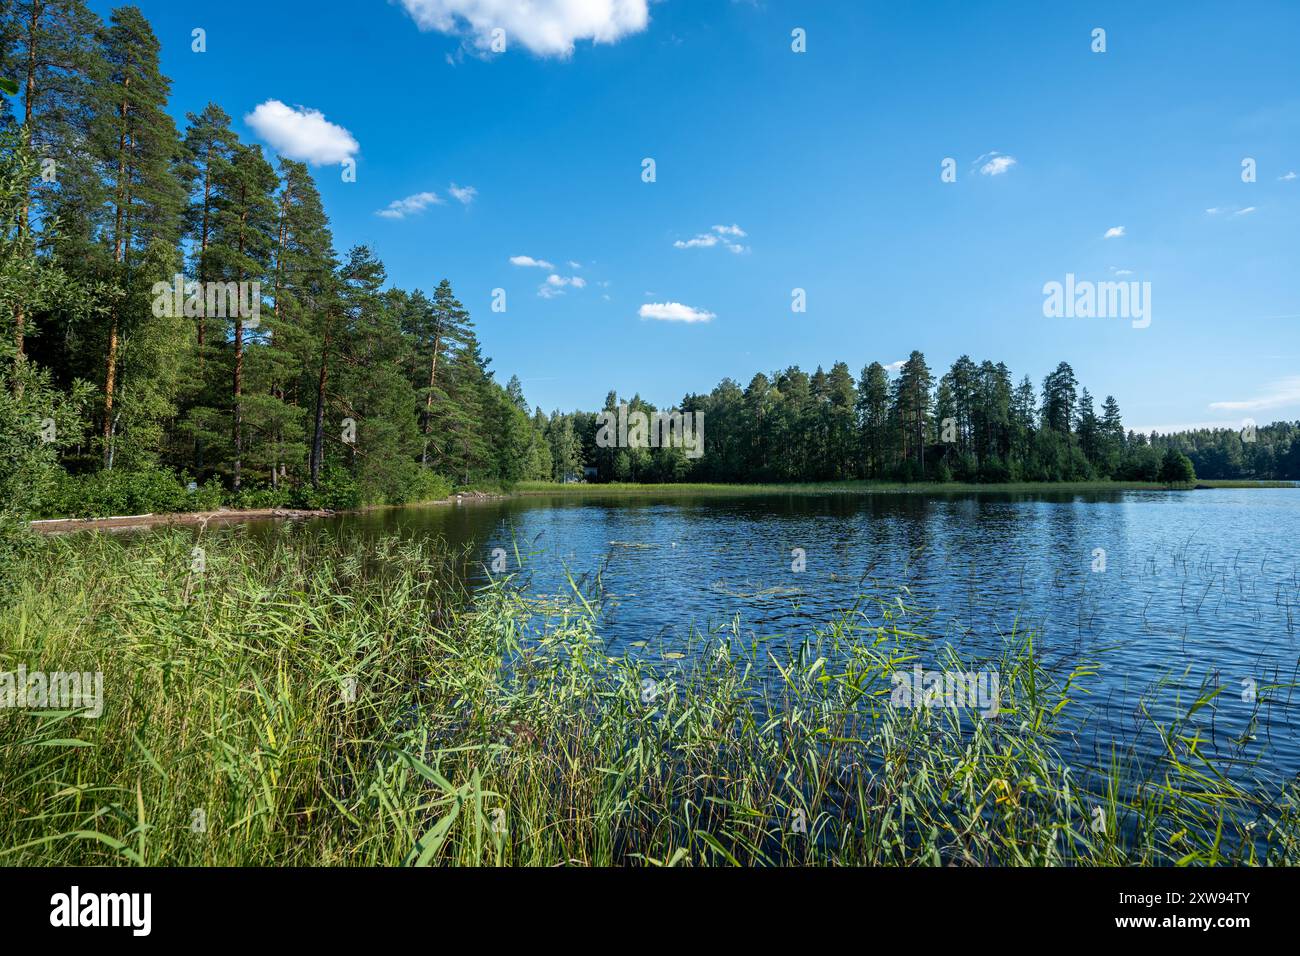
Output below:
[271,184,289,488]
[232,199,248,490]
[421,333,440,467]
[103,83,130,468]
[195,144,213,472]
[310,331,330,485]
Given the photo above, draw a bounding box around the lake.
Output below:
[239,487,1300,790]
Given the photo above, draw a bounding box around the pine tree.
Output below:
[88,6,184,466]
[855,362,890,478]
[0,0,101,358]
[402,278,473,468]
[893,351,933,475]
[178,104,235,380]
[270,158,335,487]
[1077,386,1100,467]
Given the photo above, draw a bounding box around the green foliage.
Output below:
[1146,422,1300,481]
[37,466,201,518]
[392,465,452,505]
[223,484,290,511]
[292,465,359,511]
[1158,446,1197,486]
[0,351,92,517]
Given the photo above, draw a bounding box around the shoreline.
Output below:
[513,478,1296,496]
[26,479,1294,534]
[27,490,507,535]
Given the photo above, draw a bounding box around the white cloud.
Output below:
[1280,171,1297,181]
[448,183,477,204]
[1234,206,1256,216]
[1109,266,1134,276]
[245,100,359,165]
[1207,205,1256,216]
[376,191,443,219]
[884,360,906,374]
[639,302,715,323]
[510,255,555,269]
[538,273,586,298]
[1103,225,1126,239]
[674,235,720,249]
[1208,376,1300,412]
[976,152,1017,176]
[398,0,650,57]
[567,260,582,269]
[674,223,749,254]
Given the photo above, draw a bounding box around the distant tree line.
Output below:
[1146,423,1300,481]
[536,353,1264,485]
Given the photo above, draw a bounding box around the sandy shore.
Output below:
[29,490,508,535]
[29,507,335,535]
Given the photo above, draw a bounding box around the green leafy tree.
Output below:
[1158,446,1196,487]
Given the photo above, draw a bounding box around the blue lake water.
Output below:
[244,487,1300,790]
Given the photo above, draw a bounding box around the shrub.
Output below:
[292,466,361,511]
[38,467,191,519]
[192,478,224,511]
[392,465,452,505]
[225,484,292,510]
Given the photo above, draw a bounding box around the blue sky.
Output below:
[92,0,1299,431]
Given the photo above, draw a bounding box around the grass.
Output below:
[516,478,1295,496]
[2,528,1298,866]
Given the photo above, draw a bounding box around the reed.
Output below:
[2,529,1296,866]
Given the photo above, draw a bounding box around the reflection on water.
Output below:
[239,488,1300,787]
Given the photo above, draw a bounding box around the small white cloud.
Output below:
[639,301,715,323]
[884,360,906,374]
[1234,206,1256,216]
[976,152,1017,176]
[376,191,443,219]
[398,0,651,58]
[1280,171,1297,181]
[674,223,749,253]
[245,99,359,165]
[674,234,719,249]
[567,260,582,269]
[1103,226,1126,239]
[1109,266,1134,276]
[448,183,477,204]
[510,255,555,269]
[1209,376,1300,412]
[538,274,586,298]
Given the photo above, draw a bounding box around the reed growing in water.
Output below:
[2,528,1297,865]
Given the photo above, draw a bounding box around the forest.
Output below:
[2,3,1295,523]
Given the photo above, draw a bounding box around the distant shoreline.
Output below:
[26,479,1294,534]
[512,478,1297,496]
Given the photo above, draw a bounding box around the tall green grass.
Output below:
[1,529,1297,865]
